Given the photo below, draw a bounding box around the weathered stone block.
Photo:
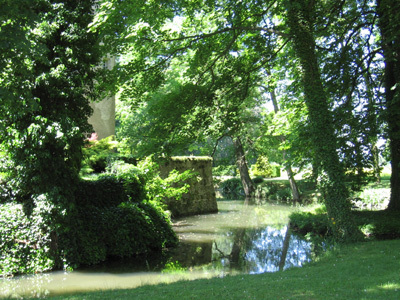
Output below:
[160,156,218,217]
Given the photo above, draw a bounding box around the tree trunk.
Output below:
[269,87,301,203]
[377,0,400,211]
[286,0,362,242]
[372,144,381,184]
[233,137,255,198]
[285,159,301,203]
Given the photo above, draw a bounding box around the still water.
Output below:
[1,200,313,298]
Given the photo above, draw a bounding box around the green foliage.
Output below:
[252,176,264,184]
[251,156,281,178]
[219,178,244,199]
[137,157,194,209]
[0,0,101,207]
[212,165,237,176]
[67,202,178,266]
[0,156,182,275]
[251,156,274,177]
[290,211,330,237]
[254,181,279,199]
[81,136,119,174]
[353,210,400,240]
[0,196,60,276]
[75,176,127,208]
[352,187,390,210]
[290,205,400,241]
[253,181,293,203]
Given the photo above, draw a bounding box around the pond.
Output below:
[0,200,316,298]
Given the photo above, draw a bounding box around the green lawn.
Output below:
[37,239,400,300]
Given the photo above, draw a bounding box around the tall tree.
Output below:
[92,0,385,239]
[260,82,301,202]
[285,0,361,241]
[0,0,100,207]
[377,0,400,211]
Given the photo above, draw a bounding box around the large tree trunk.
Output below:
[377,0,400,211]
[233,137,255,198]
[286,0,362,242]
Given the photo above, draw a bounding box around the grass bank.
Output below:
[35,239,400,300]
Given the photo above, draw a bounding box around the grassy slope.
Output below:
[42,239,400,300]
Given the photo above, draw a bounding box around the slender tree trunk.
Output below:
[286,0,362,242]
[372,144,381,183]
[269,88,301,203]
[233,137,255,198]
[284,151,301,203]
[377,0,400,211]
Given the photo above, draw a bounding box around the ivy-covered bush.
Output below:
[62,202,178,267]
[0,158,181,276]
[75,176,128,208]
[0,196,58,276]
[75,172,146,208]
[102,203,177,258]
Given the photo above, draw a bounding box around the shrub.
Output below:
[65,202,178,266]
[251,156,274,177]
[103,203,178,258]
[81,135,118,174]
[0,196,57,276]
[274,187,292,202]
[0,163,178,275]
[353,210,400,240]
[75,176,128,208]
[219,177,244,199]
[290,207,400,241]
[252,176,264,184]
[272,164,281,177]
[254,182,280,199]
[289,211,330,236]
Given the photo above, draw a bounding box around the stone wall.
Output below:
[160,156,218,218]
[88,55,116,140]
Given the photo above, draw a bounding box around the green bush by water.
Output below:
[289,205,400,240]
[0,158,179,276]
[219,177,244,199]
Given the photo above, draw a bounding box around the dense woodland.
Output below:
[1,0,400,275]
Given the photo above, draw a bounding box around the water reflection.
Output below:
[169,225,311,275]
[244,226,311,273]
[0,200,315,298]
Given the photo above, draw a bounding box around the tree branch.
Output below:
[160,25,288,43]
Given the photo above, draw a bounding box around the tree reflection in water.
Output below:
[245,226,311,273]
[211,225,312,274]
